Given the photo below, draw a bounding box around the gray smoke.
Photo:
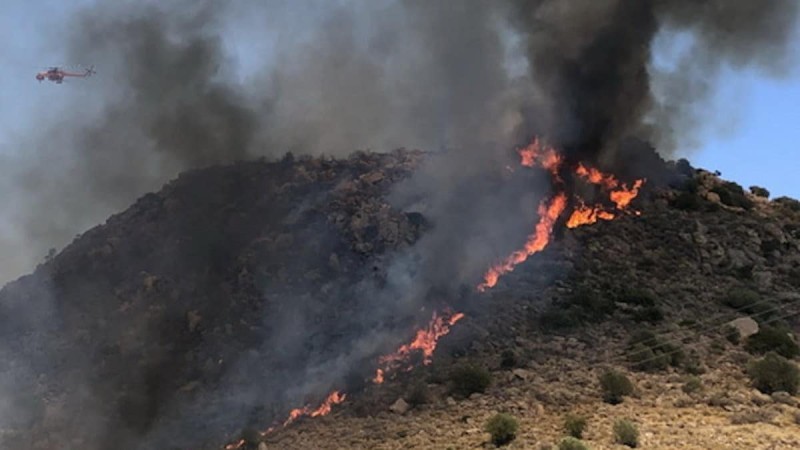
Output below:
[1,0,799,448]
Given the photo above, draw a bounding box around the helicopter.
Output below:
[35,65,95,84]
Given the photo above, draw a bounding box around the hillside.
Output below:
[259,167,800,449]
[2,148,800,450]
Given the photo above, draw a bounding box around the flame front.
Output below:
[478,138,646,291]
[477,193,568,292]
[224,391,346,448]
[373,310,465,383]
[223,136,646,449]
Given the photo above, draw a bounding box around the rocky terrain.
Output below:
[2,148,800,450]
[227,158,800,449]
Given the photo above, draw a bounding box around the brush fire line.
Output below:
[224,137,645,449]
[479,138,645,291]
[224,310,463,448]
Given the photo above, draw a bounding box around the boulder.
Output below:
[389,398,410,415]
[728,317,759,340]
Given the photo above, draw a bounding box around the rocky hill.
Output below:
[262,166,800,450]
[2,148,800,450]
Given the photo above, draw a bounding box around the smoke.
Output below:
[1,0,799,448]
[0,0,534,285]
[4,0,797,284]
[506,0,800,167]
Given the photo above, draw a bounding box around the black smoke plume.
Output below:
[507,0,799,168]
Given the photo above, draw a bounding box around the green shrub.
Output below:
[723,325,741,345]
[711,181,753,209]
[747,352,800,395]
[500,349,518,369]
[773,196,800,213]
[485,413,518,447]
[406,380,430,406]
[682,350,706,375]
[568,286,615,317]
[558,437,590,450]
[671,192,702,211]
[615,288,664,323]
[721,288,774,314]
[613,419,639,448]
[745,326,800,359]
[540,307,583,330]
[761,239,782,255]
[599,370,634,404]
[449,364,492,397]
[626,330,684,372]
[617,288,657,306]
[564,414,587,439]
[682,376,703,394]
[750,186,770,198]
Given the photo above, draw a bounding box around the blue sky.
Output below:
[1,1,799,200]
[682,72,800,198]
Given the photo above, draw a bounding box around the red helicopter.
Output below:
[35,65,95,84]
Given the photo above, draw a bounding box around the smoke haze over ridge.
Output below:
[1,0,799,284]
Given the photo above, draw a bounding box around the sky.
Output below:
[0,1,799,284]
[2,2,798,193]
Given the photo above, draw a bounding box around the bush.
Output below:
[750,186,770,198]
[500,349,518,369]
[613,419,639,448]
[616,288,664,323]
[682,350,706,375]
[721,288,779,320]
[711,181,753,210]
[773,196,800,213]
[626,330,684,372]
[682,376,703,394]
[558,437,590,450]
[564,414,587,439]
[745,326,800,359]
[671,192,702,211]
[406,380,430,406]
[723,325,741,345]
[761,239,782,255]
[599,370,634,404]
[449,364,492,397]
[540,307,583,330]
[747,352,800,395]
[485,413,518,447]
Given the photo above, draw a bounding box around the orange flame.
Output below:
[610,179,644,209]
[373,310,465,383]
[479,138,646,291]
[566,201,616,228]
[478,192,568,291]
[224,137,648,449]
[224,391,346,448]
[517,137,563,178]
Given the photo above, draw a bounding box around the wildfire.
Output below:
[478,138,646,291]
[477,193,568,292]
[223,310,463,448]
[373,310,465,383]
[517,137,562,179]
[223,136,646,449]
[224,391,346,449]
[282,391,347,425]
